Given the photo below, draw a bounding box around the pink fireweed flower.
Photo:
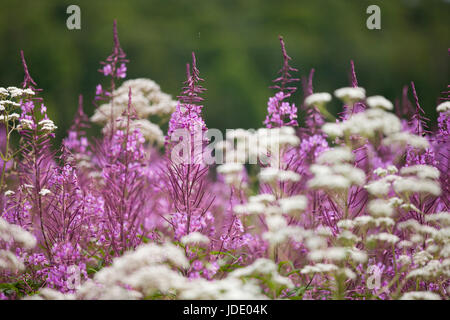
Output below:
[95,84,103,96]
[102,64,113,76]
[116,63,127,78]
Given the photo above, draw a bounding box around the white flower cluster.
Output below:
[92,78,176,122]
[407,259,450,280]
[234,196,307,245]
[18,119,34,130]
[393,214,450,286]
[230,258,293,288]
[259,167,300,184]
[0,217,36,272]
[217,126,300,191]
[365,164,440,197]
[31,243,293,300]
[304,92,332,108]
[179,276,266,300]
[426,212,450,226]
[356,216,395,229]
[0,87,33,128]
[382,132,429,149]
[393,165,441,197]
[334,87,366,103]
[367,232,400,245]
[1,87,35,98]
[38,188,51,196]
[0,113,20,121]
[31,243,190,300]
[217,126,300,167]
[436,101,450,113]
[257,127,300,158]
[320,89,428,152]
[180,231,210,246]
[308,246,367,264]
[105,117,165,146]
[322,108,402,139]
[400,165,440,180]
[300,263,338,274]
[38,119,58,133]
[1,87,34,113]
[278,195,308,216]
[366,95,393,111]
[216,162,246,188]
[263,215,296,245]
[400,291,441,300]
[300,225,366,282]
[180,258,292,299]
[308,147,365,190]
[91,78,177,145]
[367,199,395,217]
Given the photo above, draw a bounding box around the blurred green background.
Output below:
[0,0,448,144]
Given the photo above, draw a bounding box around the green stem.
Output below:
[317,105,336,122]
[0,116,10,193]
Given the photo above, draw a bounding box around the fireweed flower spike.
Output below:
[63,95,93,186]
[99,88,150,258]
[165,52,215,244]
[94,20,129,137]
[264,36,299,128]
[15,51,56,258]
[300,68,326,133]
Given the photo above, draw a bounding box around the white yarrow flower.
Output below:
[366,95,393,110]
[278,195,307,215]
[304,92,332,107]
[181,232,210,245]
[39,189,51,196]
[334,87,366,103]
[368,199,394,217]
[436,101,450,113]
[400,291,441,300]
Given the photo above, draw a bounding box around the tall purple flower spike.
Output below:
[410,81,430,136]
[94,20,129,137]
[165,52,214,240]
[17,51,56,259]
[270,36,299,95]
[350,60,358,88]
[20,50,38,90]
[339,60,365,120]
[178,52,206,105]
[264,36,299,128]
[71,95,90,132]
[167,52,208,148]
[20,50,44,110]
[98,19,128,79]
[300,68,325,134]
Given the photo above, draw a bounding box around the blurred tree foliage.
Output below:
[0,0,448,145]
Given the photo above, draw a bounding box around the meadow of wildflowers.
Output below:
[0,20,449,301]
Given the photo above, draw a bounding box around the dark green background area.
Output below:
[0,0,448,144]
